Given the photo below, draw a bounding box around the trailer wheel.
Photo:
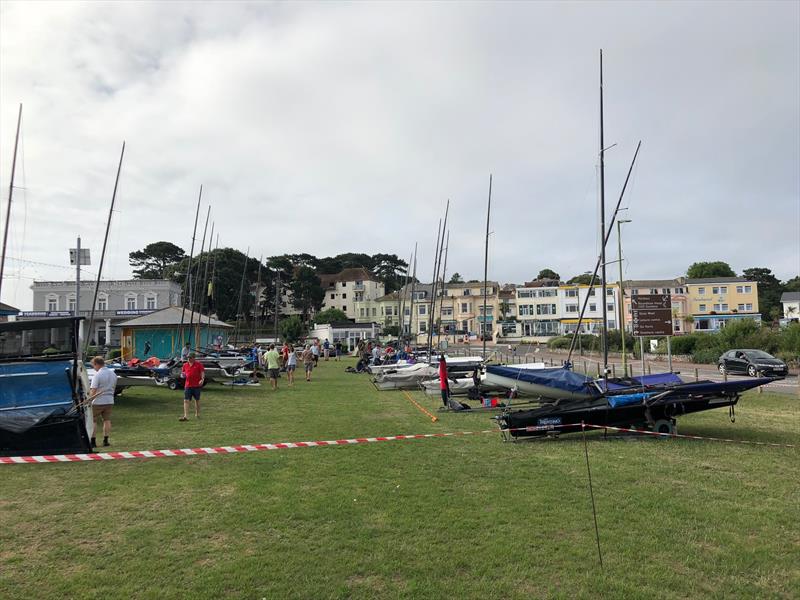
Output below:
[168,379,179,391]
[653,419,676,435]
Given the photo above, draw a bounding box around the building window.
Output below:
[698,287,705,295]
[342,305,346,312]
[97,294,108,311]
[661,288,669,294]
[419,306,426,315]
[699,304,706,312]
[47,295,59,311]
[463,289,471,296]
[746,303,753,311]
[342,293,346,299]
[404,308,410,316]
[372,308,376,316]
[461,303,470,313]
[518,290,534,298]
[565,289,578,298]
[126,295,137,310]
[535,304,557,315]
[722,303,728,311]
[649,288,658,294]
[68,296,76,312]
[360,308,365,317]
[588,289,596,297]
[589,303,597,312]
[566,304,579,313]
[330,294,335,300]
[419,322,427,333]
[631,289,638,296]
[745,285,752,293]
[606,289,614,296]
[675,287,685,294]
[607,303,614,312]
[145,295,157,310]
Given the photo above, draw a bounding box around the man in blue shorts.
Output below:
[180,353,205,421]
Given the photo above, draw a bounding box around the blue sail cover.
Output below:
[0,360,75,433]
[486,366,598,396]
[601,372,684,391]
[608,392,652,408]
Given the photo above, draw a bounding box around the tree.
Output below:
[279,316,305,344]
[129,242,186,279]
[743,267,783,323]
[686,261,736,279]
[784,276,800,292]
[537,268,561,281]
[371,253,409,293]
[449,273,464,284]
[290,266,325,321]
[168,248,263,323]
[499,299,510,321]
[567,274,596,285]
[314,308,348,324]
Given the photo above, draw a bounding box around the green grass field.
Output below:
[1,358,798,599]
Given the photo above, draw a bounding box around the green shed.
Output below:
[118,306,233,360]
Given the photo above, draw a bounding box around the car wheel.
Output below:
[718,364,726,375]
[747,365,757,377]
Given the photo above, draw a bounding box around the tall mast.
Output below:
[482,174,492,360]
[84,141,125,355]
[178,185,203,351]
[198,221,214,347]
[437,229,450,348]
[408,243,418,345]
[252,255,263,341]
[0,103,22,299]
[205,233,219,339]
[233,247,250,344]
[188,204,210,348]
[428,201,449,355]
[427,219,442,353]
[397,251,412,342]
[274,269,280,341]
[599,49,609,380]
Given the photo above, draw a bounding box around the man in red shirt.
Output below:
[438,353,450,408]
[180,352,205,421]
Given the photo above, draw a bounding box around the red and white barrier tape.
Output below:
[0,430,495,465]
[1,423,794,465]
[580,423,796,448]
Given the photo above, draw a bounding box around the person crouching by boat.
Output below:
[88,356,117,447]
[438,353,450,408]
[180,353,204,421]
[302,344,315,382]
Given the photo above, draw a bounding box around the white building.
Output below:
[781,291,800,322]
[319,268,385,320]
[558,284,618,334]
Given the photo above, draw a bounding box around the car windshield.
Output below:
[744,350,773,360]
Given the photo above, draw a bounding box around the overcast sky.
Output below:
[1,1,798,309]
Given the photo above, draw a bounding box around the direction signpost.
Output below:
[631,293,674,372]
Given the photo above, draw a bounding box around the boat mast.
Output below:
[408,244,418,346]
[482,174,492,361]
[188,205,210,348]
[233,247,250,345]
[178,185,203,352]
[84,141,125,356]
[427,218,442,354]
[252,255,263,341]
[198,221,214,347]
[599,50,609,380]
[205,232,219,341]
[437,229,449,349]
[428,200,449,355]
[397,251,412,343]
[0,103,22,300]
[273,269,280,342]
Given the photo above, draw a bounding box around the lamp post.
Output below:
[617,219,631,376]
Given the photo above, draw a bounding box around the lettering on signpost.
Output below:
[631,294,673,337]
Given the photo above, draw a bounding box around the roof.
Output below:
[522,278,561,288]
[319,268,377,289]
[444,281,499,288]
[781,291,800,302]
[686,277,749,284]
[0,302,20,314]
[623,278,684,289]
[117,306,233,328]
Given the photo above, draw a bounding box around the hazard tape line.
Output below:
[2,422,794,465]
[580,423,796,448]
[0,430,496,465]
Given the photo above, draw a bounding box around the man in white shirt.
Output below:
[89,356,118,448]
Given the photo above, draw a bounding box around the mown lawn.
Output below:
[1,358,798,599]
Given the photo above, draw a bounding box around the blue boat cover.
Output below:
[607,392,652,408]
[486,366,598,395]
[600,372,684,391]
[0,360,75,433]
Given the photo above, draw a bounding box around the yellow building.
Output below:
[686,277,760,331]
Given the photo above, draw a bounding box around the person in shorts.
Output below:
[311,340,320,365]
[88,356,117,447]
[323,338,330,361]
[285,345,297,385]
[334,340,343,361]
[265,344,281,390]
[302,344,315,381]
[180,353,205,421]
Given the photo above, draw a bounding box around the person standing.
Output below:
[438,353,450,408]
[302,344,315,381]
[311,340,320,366]
[334,339,343,361]
[371,343,381,365]
[180,353,205,421]
[88,356,117,447]
[285,345,297,385]
[281,341,290,368]
[265,344,280,391]
[323,338,330,361]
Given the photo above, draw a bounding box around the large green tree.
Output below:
[371,253,409,293]
[686,261,736,279]
[448,273,464,284]
[784,276,800,292]
[567,274,597,285]
[169,248,263,323]
[290,266,325,321]
[129,242,186,279]
[537,268,561,281]
[742,267,783,322]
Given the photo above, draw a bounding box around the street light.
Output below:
[617,219,632,376]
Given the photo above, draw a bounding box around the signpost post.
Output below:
[631,293,674,373]
[69,240,91,349]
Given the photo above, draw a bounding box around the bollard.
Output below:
[694,367,699,382]
[723,370,727,382]
[758,370,763,394]
[647,364,651,375]
[596,363,601,377]
[584,361,588,375]
[611,364,616,378]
